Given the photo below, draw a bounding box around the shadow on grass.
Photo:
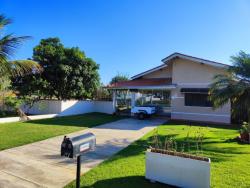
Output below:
[79,176,175,188]
[25,113,123,128]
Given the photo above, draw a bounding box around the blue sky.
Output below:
[1,0,250,84]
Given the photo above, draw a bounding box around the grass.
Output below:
[0,113,122,151]
[65,121,250,188]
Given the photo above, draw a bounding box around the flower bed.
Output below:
[150,147,209,162]
[146,148,210,188]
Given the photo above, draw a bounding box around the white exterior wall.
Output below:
[93,101,115,114]
[59,101,94,116]
[142,64,172,79]
[22,100,115,116]
[171,59,231,124]
[22,100,62,115]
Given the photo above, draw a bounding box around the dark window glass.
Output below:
[185,93,212,107]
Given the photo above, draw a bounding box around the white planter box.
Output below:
[146,150,210,188]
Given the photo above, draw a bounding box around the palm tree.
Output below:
[209,51,250,124]
[0,14,41,77]
[0,14,41,118]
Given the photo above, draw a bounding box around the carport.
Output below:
[106,78,176,116]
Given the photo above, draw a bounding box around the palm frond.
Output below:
[209,74,248,109]
[0,60,10,76]
[0,34,31,62]
[9,60,42,77]
[0,15,38,77]
[0,14,12,30]
[230,51,250,80]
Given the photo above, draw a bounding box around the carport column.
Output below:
[131,92,136,117]
[131,92,136,108]
[112,90,117,112]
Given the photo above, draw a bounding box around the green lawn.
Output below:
[0,113,122,151]
[66,121,250,188]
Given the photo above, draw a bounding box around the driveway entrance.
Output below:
[0,118,166,188]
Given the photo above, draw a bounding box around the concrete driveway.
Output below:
[0,118,166,188]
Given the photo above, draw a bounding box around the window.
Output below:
[184,93,212,107]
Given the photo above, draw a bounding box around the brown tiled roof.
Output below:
[107,78,172,88]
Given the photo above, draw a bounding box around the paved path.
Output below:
[0,118,166,188]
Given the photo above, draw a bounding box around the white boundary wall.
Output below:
[22,100,114,116]
[0,114,58,124]
[0,117,21,123]
[22,100,62,115]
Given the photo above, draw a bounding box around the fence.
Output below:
[22,100,115,116]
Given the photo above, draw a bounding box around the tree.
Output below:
[0,14,41,78]
[0,14,41,117]
[0,75,11,113]
[13,38,100,100]
[93,83,112,101]
[110,73,129,85]
[209,51,250,124]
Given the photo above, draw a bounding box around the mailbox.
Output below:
[61,132,96,158]
[61,132,96,188]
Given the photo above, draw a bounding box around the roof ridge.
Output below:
[162,52,229,67]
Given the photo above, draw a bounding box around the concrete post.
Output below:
[112,90,117,113]
[131,92,136,108]
[131,92,136,117]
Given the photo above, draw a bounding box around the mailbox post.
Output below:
[76,155,81,188]
[61,133,96,188]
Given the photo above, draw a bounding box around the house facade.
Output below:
[108,53,231,124]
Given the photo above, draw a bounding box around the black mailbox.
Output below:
[61,132,96,188]
[61,132,96,158]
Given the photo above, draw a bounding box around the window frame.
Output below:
[184,92,212,107]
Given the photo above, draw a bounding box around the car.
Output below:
[131,106,156,120]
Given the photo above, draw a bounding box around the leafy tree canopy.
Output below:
[110,73,129,85]
[13,38,100,100]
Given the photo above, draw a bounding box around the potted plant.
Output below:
[239,122,250,142]
[145,129,210,188]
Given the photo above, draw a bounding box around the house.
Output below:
[107,52,231,124]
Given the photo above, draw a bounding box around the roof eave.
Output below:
[106,84,177,90]
[131,64,167,80]
[161,52,230,69]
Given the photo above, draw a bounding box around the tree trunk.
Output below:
[18,108,30,121]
